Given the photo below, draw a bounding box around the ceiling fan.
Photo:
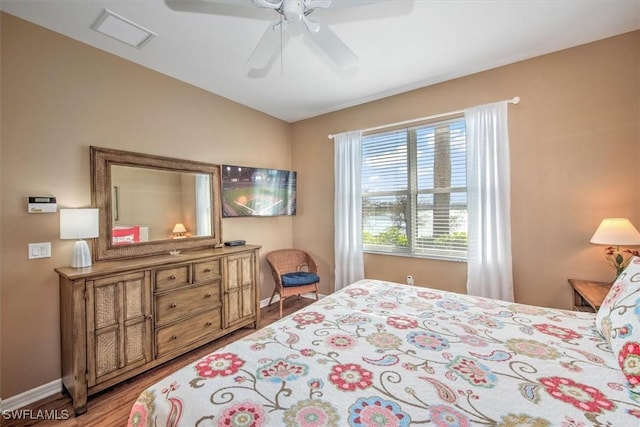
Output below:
[166,0,380,73]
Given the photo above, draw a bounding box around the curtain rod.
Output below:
[327,96,520,140]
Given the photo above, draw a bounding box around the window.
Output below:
[361,117,467,260]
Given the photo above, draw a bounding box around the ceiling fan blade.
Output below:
[252,0,282,9]
[247,20,289,71]
[322,0,381,8]
[304,19,357,69]
[307,0,332,9]
[165,0,273,20]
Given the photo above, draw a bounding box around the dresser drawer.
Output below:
[155,282,221,325]
[156,309,222,356]
[155,265,190,292]
[193,259,221,284]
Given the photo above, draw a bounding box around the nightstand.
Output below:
[567,279,612,312]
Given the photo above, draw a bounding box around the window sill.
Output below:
[363,249,467,263]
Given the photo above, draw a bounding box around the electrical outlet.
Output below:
[28,242,51,259]
[406,275,414,286]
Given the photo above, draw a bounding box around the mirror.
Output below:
[91,146,223,261]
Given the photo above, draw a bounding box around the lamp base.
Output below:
[71,240,92,268]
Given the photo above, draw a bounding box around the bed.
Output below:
[128,268,640,426]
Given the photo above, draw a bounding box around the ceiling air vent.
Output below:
[91,9,157,49]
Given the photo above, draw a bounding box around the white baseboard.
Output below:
[0,379,62,412]
[1,295,323,412]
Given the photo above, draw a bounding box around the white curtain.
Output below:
[465,102,514,301]
[195,174,211,236]
[334,130,365,291]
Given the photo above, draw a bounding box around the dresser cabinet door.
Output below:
[224,252,256,327]
[86,271,152,387]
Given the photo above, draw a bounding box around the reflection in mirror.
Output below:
[110,166,212,244]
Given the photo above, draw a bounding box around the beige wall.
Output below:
[292,31,640,305]
[0,14,292,399]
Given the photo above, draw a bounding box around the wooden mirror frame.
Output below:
[91,146,223,261]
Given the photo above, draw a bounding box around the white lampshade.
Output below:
[590,218,640,246]
[60,209,99,268]
[60,208,99,239]
[172,223,187,234]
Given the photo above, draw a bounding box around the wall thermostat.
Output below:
[28,196,57,213]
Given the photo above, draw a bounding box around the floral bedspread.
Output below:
[128,279,640,426]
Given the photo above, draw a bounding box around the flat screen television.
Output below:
[221,165,297,217]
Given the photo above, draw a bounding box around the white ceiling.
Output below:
[2,0,639,122]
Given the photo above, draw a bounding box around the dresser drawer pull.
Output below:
[170,303,177,308]
[203,268,212,273]
[147,315,153,320]
[171,335,177,340]
[169,275,177,280]
[205,293,212,298]
[206,322,213,326]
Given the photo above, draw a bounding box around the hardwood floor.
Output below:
[3,298,314,427]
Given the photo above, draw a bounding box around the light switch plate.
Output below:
[28,242,51,259]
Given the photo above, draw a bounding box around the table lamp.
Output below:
[590,218,640,278]
[60,208,99,268]
[172,223,187,239]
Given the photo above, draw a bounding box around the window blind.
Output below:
[362,117,467,260]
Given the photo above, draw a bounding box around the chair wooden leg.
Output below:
[268,287,277,305]
[279,297,283,319]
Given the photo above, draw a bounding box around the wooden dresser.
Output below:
[55,245,260,415]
